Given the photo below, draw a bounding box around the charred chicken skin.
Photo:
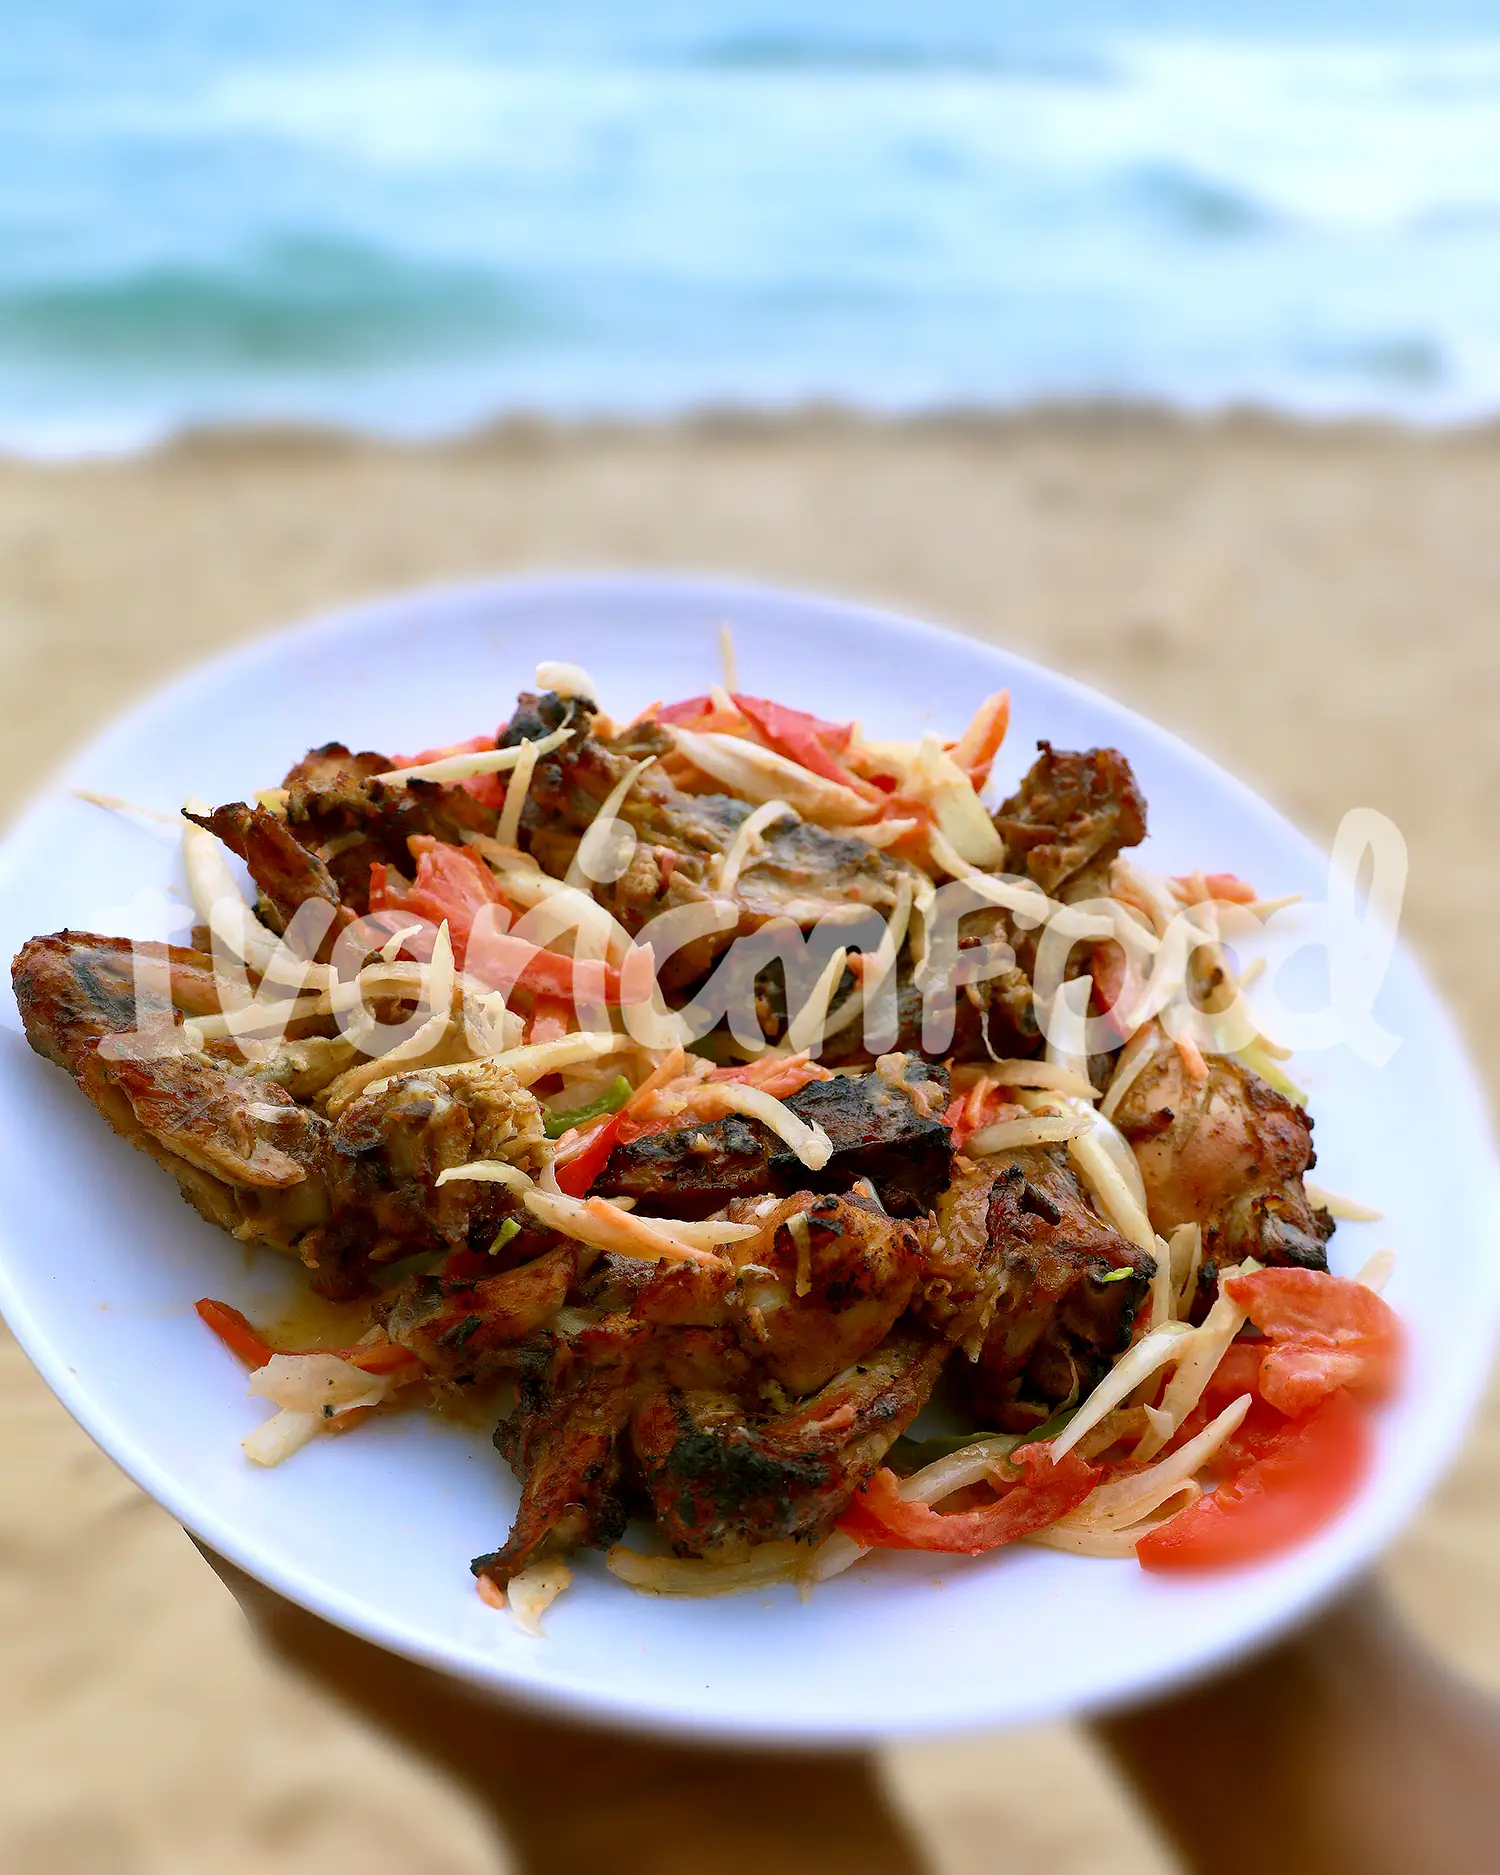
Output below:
[12,931,550,1298]
[472,1193,947,1584]
[1110,1028,1332,1306]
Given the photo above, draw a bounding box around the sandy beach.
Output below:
[2,409,1497,1874]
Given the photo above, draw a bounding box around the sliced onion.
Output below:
[435,1161,535,1193]
[668,727,876,827]
[1049,1323,1192,1461]
[706,1083,833,1171]
[1060,1394,1250,1532]
[1355,1247,1397,1293]
[535,660,597,702]
[376,718,573,787]
[242,1408,325,1467]
[1305,1182,1383,1223]
[907,733,1006,866]
[608,1541,802,1595]
[967,1112,1092,1156]
[1131,1260,1259,1462]
[506,1558,574,1635]
[248,1352,388,1414]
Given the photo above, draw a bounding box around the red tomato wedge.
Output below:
[392,733,506,809]
[369,836,510,965]
[836,1446,1099,1556]
[731,694,859,787]
[370,837,651,1006]
[526,992,572,1045]
[1199,1337,1268,1411]
[1138,1388,1371,1572]
[554,1112,624,1198]
[1225,1268,1402,1417]
[1089,937,1149,1043]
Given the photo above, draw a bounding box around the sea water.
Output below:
[3,0,1499,452]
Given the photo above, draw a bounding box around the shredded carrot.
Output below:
[1176,1032,1210,1081]
[1171,870,1258,906]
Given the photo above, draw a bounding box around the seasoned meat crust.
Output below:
[1109,1030,1333,1304]
[12,931,548,1298]
[184,802,348,936]
[499,692,912,991]
[280,741,498,913]
[630,1327,948,1558]
[476,1316,947,1581]
[596,1057,954,1219]
[954,1145,1155,1431]
[994,741,1148,900]
[468,1186,949,1582]
[186,742,501,928]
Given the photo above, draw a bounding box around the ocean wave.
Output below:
[1124,162,1279,237]
[0,240,554,369]
[681,31,1116,83]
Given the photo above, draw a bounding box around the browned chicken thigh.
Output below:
[1109,1028,1332,1305]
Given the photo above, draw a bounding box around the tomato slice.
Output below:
[369,836,509,965]
[1089,938,1147,1043]
[554,1112,624,1198]
[372,837,649,1007]
[1225,1268,1402,1416]
[1137,1388,1370,1572]
[836,1446,1099,1556]
[732,694,859,790]
[655,694,712,726]
[392,734,506,809]
[1199,1337,1268,1411]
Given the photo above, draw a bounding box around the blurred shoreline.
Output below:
[12,396,1500,472]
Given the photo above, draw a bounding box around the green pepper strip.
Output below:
[487,1219,522,1257]
[543,1075,633,1140]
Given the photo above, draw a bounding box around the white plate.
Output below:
[1,575,1496,1743]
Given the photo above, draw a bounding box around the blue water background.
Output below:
[4,1,1500,452]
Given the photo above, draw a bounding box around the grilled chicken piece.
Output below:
[631,1327,948,1559]
[186,741,503,931]
[820,953,1041,1068]
[471,1194,943,1582]
[184,802,350,938]
[13,931,224,1075]
[379,1243,578,1385]
[994,742,1148,902]
[500,693,911,992]
[915,1158,1008,1354]
[12,932,548,1296]
[595,1056,953,1219]
[719,1191,931,1395]
[1109,1031,1333,1303]
[279,741,499,914]
[953,1146,1155,1431]
[477,1320,650,1581]
[475,1322,947,1584]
